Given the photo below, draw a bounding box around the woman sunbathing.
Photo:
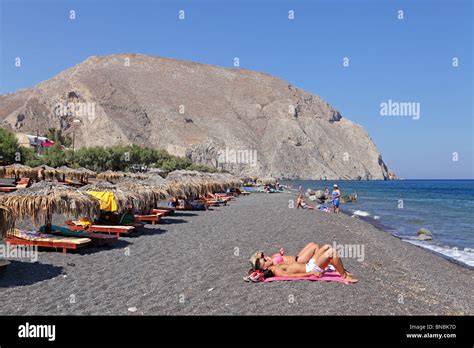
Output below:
[296,192,314,210]
[251,242,321,265]
[250,243,357,283]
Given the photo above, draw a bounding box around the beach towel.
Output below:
[85,191,118,212]
[264,271,351,284]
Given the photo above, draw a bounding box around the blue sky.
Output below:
[1,0,472,179]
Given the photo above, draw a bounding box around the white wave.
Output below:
[404,239,474,267]
[373,216,380,220]
[352,210,370,217]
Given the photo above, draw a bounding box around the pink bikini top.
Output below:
[272,254,284,264]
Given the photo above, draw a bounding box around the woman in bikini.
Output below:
[249,243,357,282]
[254,245,358,283]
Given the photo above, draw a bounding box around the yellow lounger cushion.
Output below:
[71,221,134,230]
[10,229,91,245]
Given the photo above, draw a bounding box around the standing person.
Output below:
[37,166,46,182]
[331,184,341,214]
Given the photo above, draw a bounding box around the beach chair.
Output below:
[6,228,91,254]
[0,177,30,193]
[206,193,232,202]
[65,220,135,238]
[196,197,227,207]
[47,225,118,246]
[134,212,163,225]
[153,207,175,215]
[63,178,84,188]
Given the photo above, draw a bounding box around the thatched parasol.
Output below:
[76,167,96,182]
[4,163,35,179]
[0,166,5,178]
[165,170,206,198]
[33,165,60,180]
[77,167,96,176]
[117,178,168,205]
[56,166,80,180]
[0,205,14,240]
[125,172,148,180]
[0,181,100,232]
[97,170,127,181]
[165,170,241,198]
[80,181,151,212]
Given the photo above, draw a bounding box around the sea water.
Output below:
[282,180,474,268]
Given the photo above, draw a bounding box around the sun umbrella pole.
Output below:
[44,206,52,233]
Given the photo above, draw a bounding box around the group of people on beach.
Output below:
[296,184,341,213]
[245,183,358,283]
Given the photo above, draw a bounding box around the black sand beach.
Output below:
[0,192,472,315]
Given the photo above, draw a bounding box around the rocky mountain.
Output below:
[0,54,395,180]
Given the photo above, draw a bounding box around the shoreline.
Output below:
[282,180,474,270]
[0,191,472,315]
[342,209,474,271]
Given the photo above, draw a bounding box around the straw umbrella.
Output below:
[0,205,14,240]
[125,172,148,180]
[117,178,168,206]
[4,163,35,180]
[80,181,151,212]
[0,181,100,233]
[97,170,127,182]
[0,166,5,178]
[165,170,241,197]
[76,167,96,183]
[56,166,81,181]
[77,167,96,176]
[165,170,206,198]
[33,165,60,181]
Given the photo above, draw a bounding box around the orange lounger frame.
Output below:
[134,213,163,225]
[152,208,171,216]
[196,199,226,207]
[5,236,89,254]
[65,220,135,238]
[0,177,30,192]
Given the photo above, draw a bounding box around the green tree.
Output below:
[187,163,218,173]
[20,147,43,167]
[0,128,20,165]
[43,128,72,147]
[43,144,68,167]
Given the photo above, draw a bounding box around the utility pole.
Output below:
[71,119,81,166]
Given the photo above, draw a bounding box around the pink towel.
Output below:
[264,271,351,284]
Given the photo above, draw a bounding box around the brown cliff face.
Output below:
[0,54,394,179]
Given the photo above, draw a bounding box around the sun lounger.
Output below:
[63,179,84,188]
[0,177,30,193]
[152,208,172,216]
[154,207,175,215]
[196,198,227,207]
[47,225,118,246]
[65,220,135,238]
[134,213,163,225]
[6,228,91,253]
[206,194,232,202]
